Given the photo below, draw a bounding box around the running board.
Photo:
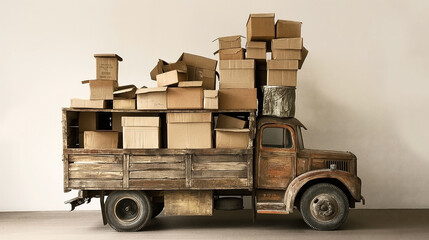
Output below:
[256,202,289,214]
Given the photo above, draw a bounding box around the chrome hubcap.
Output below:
[310,194,339,221]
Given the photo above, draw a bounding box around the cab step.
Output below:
[256,202,289,214]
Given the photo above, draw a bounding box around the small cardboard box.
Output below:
[113,99,136,110]
[94,54,122,81]
[215,35,242,49]
[167,112,212,149]
[272,38,303,60]
[276,20,302,38]
[82,80,117,100]
[178,53,217,90]
[150,60,187,81]
[218,88,257,110]
[216,48,245,60]
[122,117,160,149]
[204,90,218,110]
[219,60,255,89]
[70,99,106,109]
[246,13,275,41]
[246,41,266,60]
[267,60,299,86]
[114,85,137,99]
[216,129,250,149]
[216,114,246,129]
[84,131,118,149]
[136,87,167,110]
[167,86,203,109]
[156,70,187,87]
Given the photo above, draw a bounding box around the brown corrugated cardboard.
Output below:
[246,13,275,41]
[276,20,302,38]
[136,87,167,110]
[246,41,266,60]
[219,60,255,89]
[267,60,299,86]
[84,131,118,149]
[215,35,242,49]
[178,81,203,88]
[272,38,303,60]
[178,53,217,90]
[167,112,212,149]
[114,85,137,99]
[150,59,188,81]
[122,117,160,149]
[113,99,136,110]
[70,99,106,109]
[216,114,246,129]
[215,129,250,149]
[94,54,122,81]
[167,87,203,109]
[299,47,309,69]
[156,70,187,87]
[82,80,117,100]
[204,90,218,110]
[218,88,257,110]
[215,48,244,60]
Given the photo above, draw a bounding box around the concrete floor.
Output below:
[0,209,428,240]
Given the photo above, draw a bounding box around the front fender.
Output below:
[284,169,362,213]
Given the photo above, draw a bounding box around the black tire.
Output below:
[299,183,349,231]
[105,191,153,232]
[151,202,164,218]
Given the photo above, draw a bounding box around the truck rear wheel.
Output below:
[299,183,349,230]
[105,191,152,232]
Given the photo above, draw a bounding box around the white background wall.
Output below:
[0,0,428,211]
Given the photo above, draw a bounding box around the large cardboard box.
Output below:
[246,41,266,60]
[114,85,137,99]
[216,114,246,129]
[113,99,136,110]
[94,54,122,81]
[218,88,257,110]
[267,60,299,86]
[246,13,275,41]
[272,38,303,60]
[84,131,118,149]
[219,60,255,89]
[136,87,167,110]
[216,129,250,149]
[156,70,187,87]
[167,112,212,149]
[178,53,217,90]
[82,80,117,100]
[204,90,218,110]
[216,48,245,61]
[167,87,203,109]
[215,35,242,50]
[70,99,106,109]
[122,117,160,149]
[276,20,302,38]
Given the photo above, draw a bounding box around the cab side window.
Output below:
[262,127,293,149]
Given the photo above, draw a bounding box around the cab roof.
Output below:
[257,116,307,130]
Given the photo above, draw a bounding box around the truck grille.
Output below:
[325,160,350,172]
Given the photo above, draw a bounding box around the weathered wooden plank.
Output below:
[192,170,247,179]
[190,178,249,189]
[69,171,123,179]
[68,180,123,189]
[123,154,129,189]
[193,155,249,163]
[69,163,123,172]
[130,170,185,179]
[129,179,186,189]
[129,163,185,171]
[164,191,213,216]
[192,162,247,171]
[63,155,69,191]
[130,155,184,163]
[68,155,121,163]
[185,155,192,188]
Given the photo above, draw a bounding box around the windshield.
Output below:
[297,126,304,149]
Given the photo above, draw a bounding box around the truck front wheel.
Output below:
[299,183,349,230]
[105,191,153,232]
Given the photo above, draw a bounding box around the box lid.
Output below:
[246,41,266,49]
[215,128,250,133]
[81,79,117,86]
[114,85,137,98]
[163,61,187,73]
[299,47,309,69]
[122,117,160,127]
[272,38,303,50]
[94,54,123,61]
[276,19,302,25]
[214,48,243,55]
[219,59,255,70]
[213,35,242,42]
[246,13,275,25]
[135,87,167,94]
[178,52,218,70]
[217,114,246,129]
[178,81,203,88]
[167,112,211,123]
[204,90,218,98]
[267,60,299,70]
[150,59,167,80]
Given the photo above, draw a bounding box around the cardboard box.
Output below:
[70,99,106,109]
[219,60,255,89]
[136,87,167,110]
[216,129,250,149]
[178,53,217,90]
[255,60,267,86]
[156,70,187,87]
[215,48,244,60]
[267,60,298,86]
[216,114,246,129]
[272,38,303,60]
[178,81,203,88]
[218,88,257,110]
[150,59,187,81]
[114,85,137,99]
[299,47,309,69]
[113,99,136,110]
[82,80,117,100]
[204,90,218,110]
[167,112,212,149]
[246,13,275,41]
[276,20,302,38]
[84,131,118,149]
[246,41,266,60]
[122,117,160,149]
[167,87,203,109]
[215,35,242,50]
[94,54,122,80]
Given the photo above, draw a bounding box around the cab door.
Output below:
[256,124,296,189]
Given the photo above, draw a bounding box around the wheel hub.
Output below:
[114,197,140,223]
[310,194,339,221]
